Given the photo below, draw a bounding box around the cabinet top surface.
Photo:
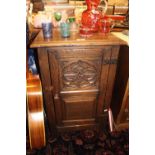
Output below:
[30,28,127,48]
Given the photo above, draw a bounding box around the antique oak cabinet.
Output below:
[31,29,126,132]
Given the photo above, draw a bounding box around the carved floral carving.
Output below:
[61,60,98,89]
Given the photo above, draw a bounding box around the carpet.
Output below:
[27,128,129,155]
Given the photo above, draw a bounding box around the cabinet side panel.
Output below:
[97,48,112,116]
[103,46,120,111]
[37,48,56,133]
[48,50,63,126]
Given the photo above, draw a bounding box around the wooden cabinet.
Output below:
[38,46,119,131]
[31,29,126,132]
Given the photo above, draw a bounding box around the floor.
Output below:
[27,126,129,155]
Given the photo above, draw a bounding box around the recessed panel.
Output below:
[64,99,96,120]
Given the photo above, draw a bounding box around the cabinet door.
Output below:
[48,46,119,131]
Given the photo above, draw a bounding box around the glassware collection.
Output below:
[28,0,127,39]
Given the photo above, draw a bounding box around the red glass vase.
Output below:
[80,0,103,36]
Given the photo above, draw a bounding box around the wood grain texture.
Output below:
[111,45,129,129]
[30,29,127,48]
[38,48,57,134]
[116,80,129,124]
[97,48,112,117]
[26,73,46,149]
[103,46,120,110]
[37,46,120,131]
[30,29,126,132]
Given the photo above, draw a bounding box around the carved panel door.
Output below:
[47,46,119,131]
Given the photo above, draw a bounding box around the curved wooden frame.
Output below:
[26,73,46,149]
